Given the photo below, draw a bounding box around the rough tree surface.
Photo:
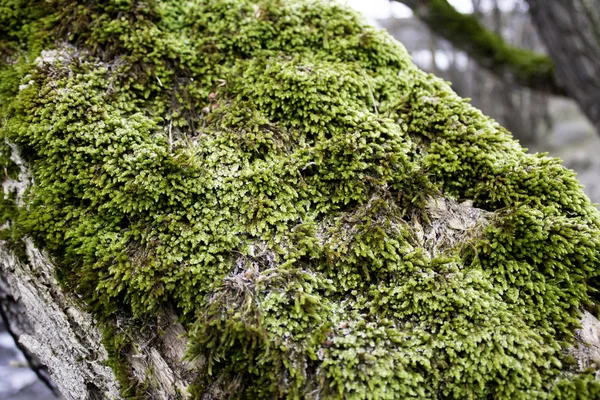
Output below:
[1,0,600,399]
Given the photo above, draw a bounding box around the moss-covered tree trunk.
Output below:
[398,0,600,135]
[2,1,600,399]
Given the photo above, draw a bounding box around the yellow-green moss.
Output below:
[2,0,600,398]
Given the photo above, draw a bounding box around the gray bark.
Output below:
[0,239,120,399]
[525,0,600,133]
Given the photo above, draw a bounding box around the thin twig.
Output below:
[361,69,378,115]
[168,120,173,153]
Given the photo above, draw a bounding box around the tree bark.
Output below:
[526,0,600,134]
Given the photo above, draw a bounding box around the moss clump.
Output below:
[1,0,600,398]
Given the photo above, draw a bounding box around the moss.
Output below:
[1,0,600,398]
[0,140,18,180]
[550,370,600,400]
[0,0,47,58]
[100,321,149,399]
[0,138,27,259]
[0,189,26,258]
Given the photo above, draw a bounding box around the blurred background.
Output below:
[1,0,598,398]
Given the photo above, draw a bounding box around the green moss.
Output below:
[0,0,48,58]
[0,138,27,259]
[0,140,18,180]
[0,189,24,255]
[550,370,600,400]
[1,0,600,398]
[100,322,150,399]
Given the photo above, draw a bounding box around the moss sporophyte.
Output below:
[1,0,600,398]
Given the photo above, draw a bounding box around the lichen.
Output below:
[1,0,600,398]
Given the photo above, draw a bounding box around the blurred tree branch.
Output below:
[526,0,600,134]
[394,0,566,96]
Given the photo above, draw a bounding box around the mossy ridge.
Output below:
[1,0,600,398]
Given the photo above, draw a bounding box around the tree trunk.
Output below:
[2,1,600,398]
[0,241,120,399]
[0,242,196,399]
[526,0,600,133]
[4,140,600,399]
